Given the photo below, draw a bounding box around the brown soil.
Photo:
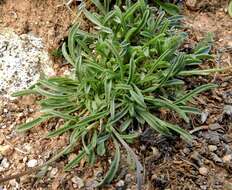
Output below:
[0,0,232,190]
[0,0,76,50]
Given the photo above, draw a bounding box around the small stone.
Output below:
[224,105,232,116]
[191,151,203,166]
[1,158,10,168]
[151,147,161,160]
[199,166,208,176]
[0,145,12,156]
[201,111,209,123]
[71,176,84,189]
[116,180,125,187]
[210,153,223,164]
[183,148,191,155]
[23,143,32,152]
[50,168,58,177]
[223,155,232,163]
[125,174,132,183]
[23,156,28,163]
[208,145,217,152]
[27,159,38,168]
[203,131,220,145]
[9,179,19,188]
[186,0,198,11]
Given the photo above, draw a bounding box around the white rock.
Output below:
[208,145,217,152]
[9,179,19,188]
[116,180,125,187]
[1,158,10,168]
[27,159,38,168]
[0,28,54,99]
[50,167,58,177]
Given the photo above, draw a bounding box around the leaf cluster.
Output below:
[13,0,217,189]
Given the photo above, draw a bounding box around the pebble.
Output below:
[201,111,209,123]
[183,148,191,155]
[151,147,161,160]
[50,167,58,177]
[1,158,10,168]
[9,179,19,188]
[186,0,198,11]
[223,155,232,163]
[116,180,125,189]
[203,131,220,145]
[23,143,32,152]
[23,156,28,163]
[210,153,223,164]
[71,176,84,189]
[191,151,203,166]
[224,105,232,116]
[199,166,208,176]
[208,145,217,152]
[27,159,38,168]
[125,174,132,183]
[0,145,12,156]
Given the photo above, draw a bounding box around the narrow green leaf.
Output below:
[97,140,120,186]
[130,90,146,108]
[16,115,50,132]
[156,0,180,15]
[127,52,136,84]
[175,84,217,104]
[92,0,107,15]
[12,89,37,97]
[62,42,75,66]
[97,141,106,156]
[145,97,189,123]
[65,150,86,171]
[229,0,232,17]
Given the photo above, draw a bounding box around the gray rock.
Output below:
[0,28,54,99]
[203,131,220,145]
[222,91,232,104]
[210,153,223,164]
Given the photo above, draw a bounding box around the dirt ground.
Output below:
[0,0,232,190]
[0,0,76,50]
